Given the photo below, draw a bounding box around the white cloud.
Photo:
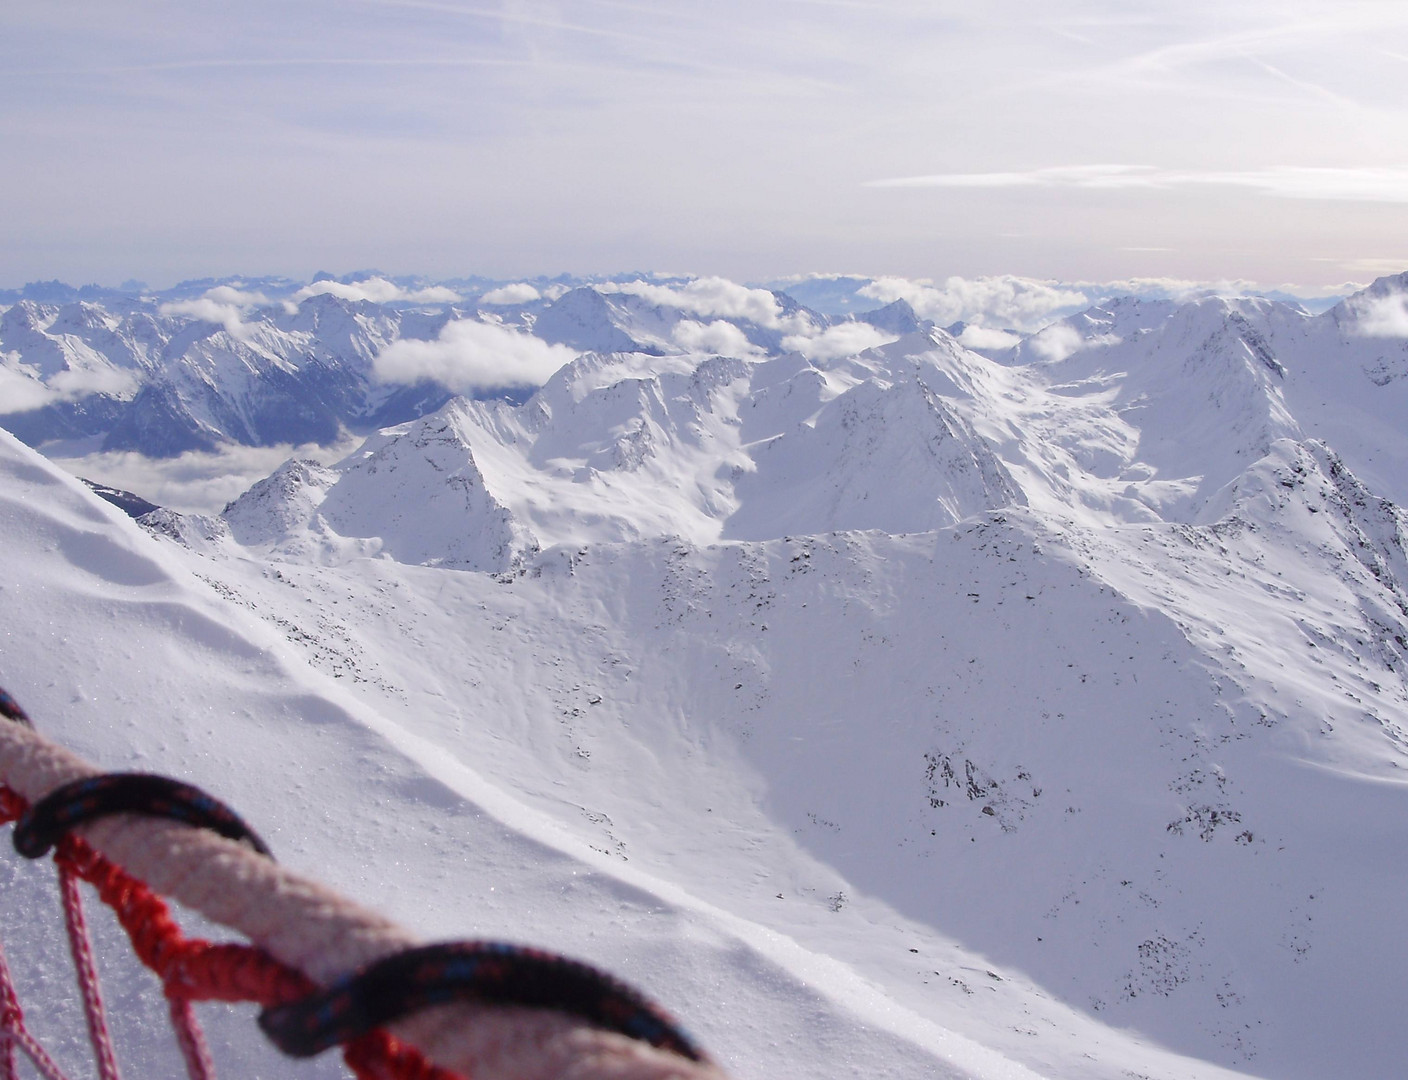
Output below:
[159,297,258,339]
[204,285,272,306]
[1088,276,1258,303]
[1027,324,1087,363]
[781,322,897,362]
[479,283,542,305]
[0,358,139,410]
[1027,325,1122,363]
[159,284,275,340]
[599,277,810,331]
[671,319,764,358]
[859,276,1090,333]
[48,364,140,400]
[1350,292,1408,337]
[956,325,1023,351]
[373,318,577,392]
[0,366,57,412]
[48,438,361,516]
[294,278,460,305]
[866,165,1408,204]
[852,273,1309,335]
[868,164,1157,191]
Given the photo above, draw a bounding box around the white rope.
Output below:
[0,721,727,1080]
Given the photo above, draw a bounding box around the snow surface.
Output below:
[6,279,1408,1079]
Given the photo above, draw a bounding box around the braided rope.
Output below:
[3,790,455,1080]
[56,861,123,1080]
[167,995,217,1080]
[0,787,74,1080]
[0,716,728,1080]
[0,935,74,1080]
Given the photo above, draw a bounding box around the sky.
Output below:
[3,1,1408,289]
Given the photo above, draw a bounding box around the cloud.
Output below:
[781,322,896,361]
[159,284,274,339]
[293,277,460,305]
[204,285,272,306]
[868,164,1159,191]
[1086,276,1260,304]
[47,438,362,516]
[479,283,542,305]
[48,364,140,399]
[159,297,258,339]
[866,165,1408,203]
[1027,325,1121,363]
[1350,292,1408,337]
[859,276,1090,333]
[956,325,1022,351]
[852,273,1319,334]
[599,277,811,331]
[0,359,139,411]
[1027,324,1087,363]
[0,366,58,412]
[671,319,764,358]
[373,318,577,392]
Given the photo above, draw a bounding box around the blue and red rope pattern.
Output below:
[259,940,706,1062]
[13,773,273,859]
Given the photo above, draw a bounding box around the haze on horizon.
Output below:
[3,1,1407,290]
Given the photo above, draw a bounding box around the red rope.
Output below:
[0,934,74,1080]
[344,1029,462,1080]
[57,861,122,1080]
[0,785,461,1080]
[167,995,217,1080]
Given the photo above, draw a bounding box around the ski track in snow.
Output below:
[6,277,1408,1079]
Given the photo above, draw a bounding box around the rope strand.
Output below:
[0,929,76,1080]
[167,996,217,1080]
[57,860,123,1080]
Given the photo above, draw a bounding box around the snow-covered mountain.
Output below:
[5,273,1408,1080]
[0,276,845,457]
[0,291,452,454]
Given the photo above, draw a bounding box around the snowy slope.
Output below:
[176,471,1408,1078]
[0,428,1087,1080]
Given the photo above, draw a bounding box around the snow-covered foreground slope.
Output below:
[0,432,1268,1080]
[8,275,1408,1079]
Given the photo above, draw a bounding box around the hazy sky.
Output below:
[4,1,1407,288]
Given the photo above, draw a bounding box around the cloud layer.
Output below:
[670,319,764,358]
[867,165,1408,204]
[479,283,542,305]
[0,359,140,411]
[373,319,577,392]
[859,276,1092,333]
[1350,292,1408,337]
[600,278,810,332]
[158,284,277,339]
[293,278,460,305]
[781,323,897,362]
[48,439,361,516]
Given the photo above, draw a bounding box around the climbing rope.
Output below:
[0,685,725,1080]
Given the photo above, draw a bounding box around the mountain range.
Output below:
[3,271,1408,1079]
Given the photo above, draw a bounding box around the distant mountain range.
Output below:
[1,271,1354,460]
